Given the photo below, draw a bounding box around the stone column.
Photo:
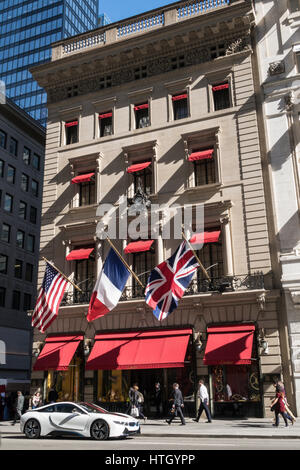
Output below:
[220,215,234,276]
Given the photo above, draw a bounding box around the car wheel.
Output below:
[90,419,109,440]
[24,419,41,439]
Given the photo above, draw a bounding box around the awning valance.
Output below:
[188,149,214,162]
[212,83,229,92]
[127,162,151,173]
[99,112,112,119]
[124,240,154,254]
[66,247,94,261]
[134,103,149,111]
[172,93,188,101]
[190,230,221,245]
[33,335,83,371]
[203,324,255,366]
[65,121,78,127]
[71,173,95,184]
[86,329,192,370]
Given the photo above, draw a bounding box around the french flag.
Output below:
[87,248,130,322]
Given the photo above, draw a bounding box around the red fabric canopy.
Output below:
[33,335,83,371]
[188,149,214,162]
[86,329,192,370]
[124,240,154,254]
[203,324,255,366]
[65,121,78,127]
[190,231,221,245]
[172,93,188,101]
[134,103,149,111]
[99,112,112,119]
[71,173,95,184]
[212,83,229,92]
[0,385,5,393]
[127,162,151,173]
[66,247,94,261]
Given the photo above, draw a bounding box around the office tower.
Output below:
[98,13,111,27]
[0,0,99,127]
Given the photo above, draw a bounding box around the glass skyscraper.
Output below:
[0,0,99,127]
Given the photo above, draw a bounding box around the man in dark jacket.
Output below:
[166,383,186,425]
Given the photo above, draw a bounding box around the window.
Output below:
[31,179,39,197]
[65,120,78,145]
[4,193,13,212]
[16,230,25,248]
[99,112,113,137]
[193,151,217,186]
[132,164,152,196]
[1,223,10,243]
[19,201,27,219]
[23,293,31,311]
[21,173,29,192]
[212,82,231,111]
[29,206,37,224]
[132,249,154,298]
[27,234,35,253]
[172,93,188,120]
[32,153,40,170]
[134,103,150,129]
[0,130,6,149]
[14,259,23,279]
[7,165,15,184]
[23,147,31,165]
[290,0,300,12]
[9,137,18,156]
[74,256,95,303]
[196,230,223,285]
[12,290,21,310]
[0,159,3,177]
[0,254,8,274]
[0,287,5,307]
[25,263,33,282]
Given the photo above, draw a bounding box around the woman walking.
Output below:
[271,382,294,427]
[30,389,43,409]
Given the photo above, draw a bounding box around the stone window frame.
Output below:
[69,152,103,210]
[164,76,192,123]
[205,68,234,113]
[92,96,117,140]
[59,105,82,148]
[128,87,153,132]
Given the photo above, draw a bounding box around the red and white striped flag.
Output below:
[31,262,68,333]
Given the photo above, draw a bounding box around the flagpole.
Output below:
[105,237,144,288]
[181,230,211,282]
[42,256,83,293]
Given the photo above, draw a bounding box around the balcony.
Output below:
[60,272,265,307]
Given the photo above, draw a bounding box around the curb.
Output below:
[139,432,300,440]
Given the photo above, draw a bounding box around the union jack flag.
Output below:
[145,241,199,321]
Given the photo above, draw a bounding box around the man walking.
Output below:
[194,379,212,423]
[12,391,24,425]
[166,383,185,426]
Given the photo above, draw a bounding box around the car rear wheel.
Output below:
[24,419,41,439]
[90,419,109,440]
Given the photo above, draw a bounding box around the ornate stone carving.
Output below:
[225,37,250,55]
[269,61,285,76]
[285,91,296,111]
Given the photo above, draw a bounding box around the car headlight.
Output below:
[113,421,126,425]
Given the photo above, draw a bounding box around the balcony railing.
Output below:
[52,0,234,60]
[60,272,265,306]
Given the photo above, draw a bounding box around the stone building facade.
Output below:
[30,0,284,418]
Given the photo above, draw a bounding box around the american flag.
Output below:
[145,241,199,321]
[31,262,68,333]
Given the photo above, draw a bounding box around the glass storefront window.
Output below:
[45,353,84,403]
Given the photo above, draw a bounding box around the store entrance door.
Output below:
[129,369,165,417]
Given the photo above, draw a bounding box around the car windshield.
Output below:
[78,402,108,414]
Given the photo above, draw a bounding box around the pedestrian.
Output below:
[30,389,43,409]
[154,382,162,417]
[166,383,185,426]
[128,383,139,418]
[270,382,293,427]
[135,385,147,423]
[193,379,212,423]
[12,391,24,425]
[48,386,58,403]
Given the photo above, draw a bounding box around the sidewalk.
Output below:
[1,417,300,439]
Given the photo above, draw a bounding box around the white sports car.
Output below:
[20,402,140,440]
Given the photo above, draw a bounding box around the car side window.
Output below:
[55,404,80,413]
[39,405,55,413]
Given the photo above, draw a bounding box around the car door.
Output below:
[49,403,90,432]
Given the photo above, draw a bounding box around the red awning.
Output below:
[127,162,151,173]
[172,93,188,101]
[65,121,78,127]
[86,329,192,370]
[203,324,255,366]
[71,173,95,184]
[212,83,229,92]
[134,103,149,111]
[99,112,112,119]
[124,240,154,254]
[188,149,214,162]
[33,335,83,371]
[66,248,94,261]
[0,385,5,393]
[190,231,221,245]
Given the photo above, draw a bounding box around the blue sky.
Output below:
[99,0,178,23]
